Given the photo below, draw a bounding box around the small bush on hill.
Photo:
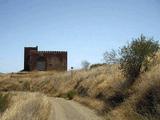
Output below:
[90,63,106,69]
[67,90,77,100]
[81,60,90,70]
[22,81,30,91]
[103,49,119,64]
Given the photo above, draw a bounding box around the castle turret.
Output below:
[24,46,38,71]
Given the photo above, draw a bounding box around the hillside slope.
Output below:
[0,61,160,120]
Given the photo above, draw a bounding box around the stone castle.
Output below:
[24,46,67,71]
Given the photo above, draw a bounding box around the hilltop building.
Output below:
[24,46,67,71]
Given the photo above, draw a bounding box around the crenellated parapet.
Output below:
[38,51,67,54]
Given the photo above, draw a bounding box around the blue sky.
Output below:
[0,0,160,72]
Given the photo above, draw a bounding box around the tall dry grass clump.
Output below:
[0,92,51,120]
[0,93,10,114]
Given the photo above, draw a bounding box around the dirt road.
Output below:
[49,98,104,120]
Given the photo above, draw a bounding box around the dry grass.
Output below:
[0,64,124,98]
[0,53,160,120]
[0,92,51,120]
[0,64,124,118]
[104,64,160,120]
[74,95,106,113]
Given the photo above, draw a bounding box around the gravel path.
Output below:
[48,98,104,120]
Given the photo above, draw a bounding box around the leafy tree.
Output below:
[103,49,119,64]
[119,35,159,83]
[81,60,90,70]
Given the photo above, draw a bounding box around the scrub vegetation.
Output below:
[0,35,159,120]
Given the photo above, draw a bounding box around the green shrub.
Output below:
[0,93,9,113]
[119,35,159,85]
[67,90,77,100]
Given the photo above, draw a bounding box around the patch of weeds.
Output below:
[22,81,30,91]
[67,90,77,100]
[0,93,9,113]
[18,80,23,83]
[77,86,88,97]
